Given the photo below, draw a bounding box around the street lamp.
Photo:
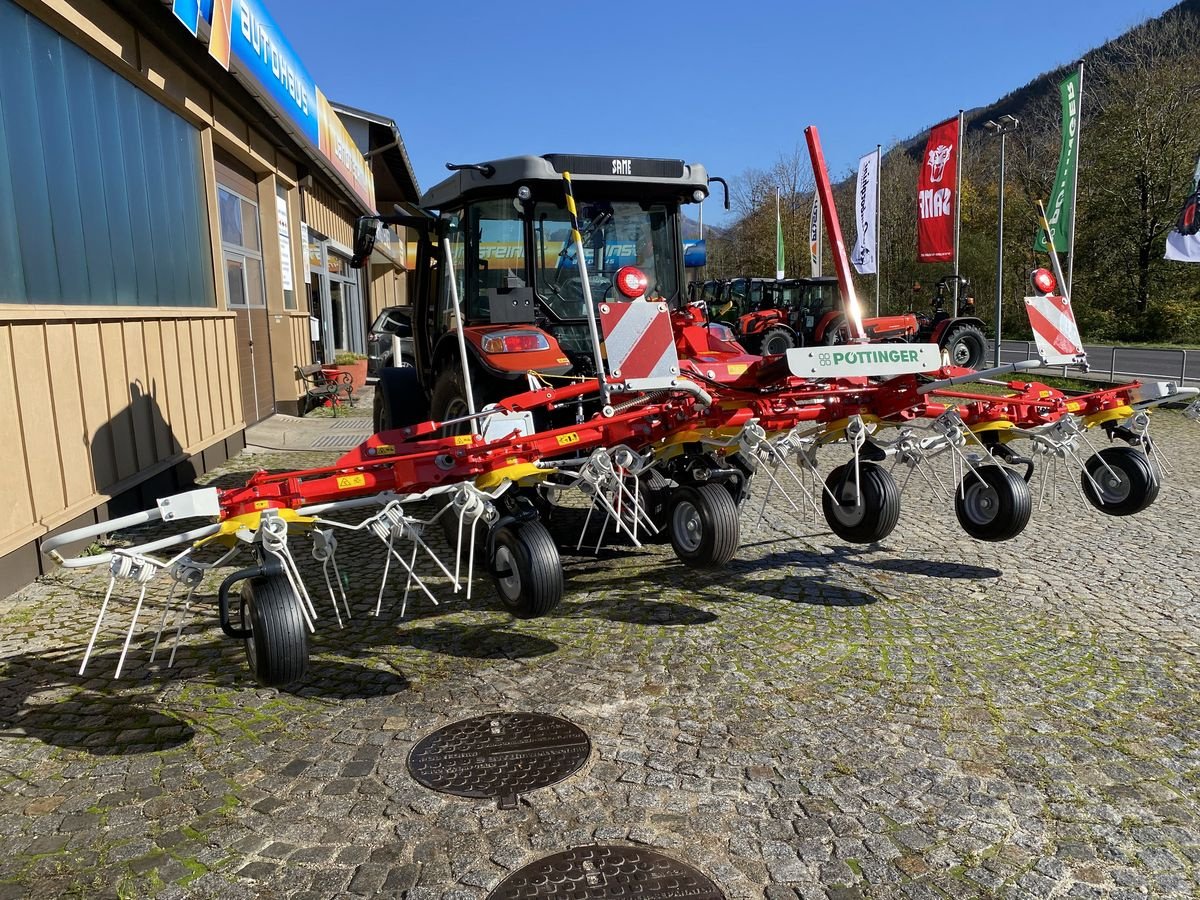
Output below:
[983,114,1019,367]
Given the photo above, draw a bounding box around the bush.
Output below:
[332,351,366,365]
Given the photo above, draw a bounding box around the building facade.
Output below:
[0,0,416,595]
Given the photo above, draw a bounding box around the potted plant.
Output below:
[329,351,368,391]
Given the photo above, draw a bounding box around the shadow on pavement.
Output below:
[862,558,1002,579]
[571,599,718,626]
[395,623,558,660]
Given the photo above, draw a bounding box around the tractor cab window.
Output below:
[439,210,467,331]
[729,279,747,315]
[466,199,526,320]
[533,200,678,319]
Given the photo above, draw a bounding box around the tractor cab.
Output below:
[354,154,716,428]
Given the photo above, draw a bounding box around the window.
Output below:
[0,0,214,306]
[217,184,264,308]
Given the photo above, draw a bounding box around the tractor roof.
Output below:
[420,154,710,210]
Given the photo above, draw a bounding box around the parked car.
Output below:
[366,306,413,377]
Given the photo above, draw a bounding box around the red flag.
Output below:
[917,117,959,262]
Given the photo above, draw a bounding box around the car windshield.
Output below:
[533,200,678,319]
[370,310,410,335]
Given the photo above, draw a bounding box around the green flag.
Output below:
[775,191,785,279]
[1035,69,1082,252]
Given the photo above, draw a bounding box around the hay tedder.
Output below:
[42,130,1198,688]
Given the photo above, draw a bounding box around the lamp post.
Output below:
[983,114,1019,367]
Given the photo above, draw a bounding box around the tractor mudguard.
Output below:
[930,316,986,345]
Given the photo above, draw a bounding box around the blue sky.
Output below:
[269,0,1176,224]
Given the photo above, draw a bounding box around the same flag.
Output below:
[1165,154,1200,263]
[809,194,822,276]
[1035,69,1082,252]
[775,192,785,280]
[917,117,959,262]
[851,150,879,275]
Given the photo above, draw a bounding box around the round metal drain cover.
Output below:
[487,845,724,900]
[407,712,590,808]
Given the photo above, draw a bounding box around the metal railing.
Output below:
[990,341,1194,386]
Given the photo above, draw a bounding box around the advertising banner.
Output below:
[1035,70,1082,253]
[1165,155,1200,263]
[917,117,959,262]
[809,194,821,276]
[851,150,878,274]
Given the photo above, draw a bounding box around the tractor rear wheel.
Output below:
[822,462,901,543]
[822,318,850,346]
[760,326,795,357]
[941,323,987,369]
[954,464,1031,541]
[490,520,563,618]
[374,366,428,434]
[667,483,740,568]
[240,573,308,688]
[1081,446,1159,516]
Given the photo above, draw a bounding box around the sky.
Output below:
[269,0,1177,225]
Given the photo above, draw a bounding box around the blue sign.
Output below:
[224,0,320,146]
[684,239,706,268]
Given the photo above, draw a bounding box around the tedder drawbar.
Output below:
[42,130,1199,688]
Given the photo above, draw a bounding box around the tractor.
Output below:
[353,154,731,434]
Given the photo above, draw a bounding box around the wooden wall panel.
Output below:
[142,320,176,458]
[0,326,35,540]
[11,325,64,518]
[121,321,156,471]
[44,323,93,505]
[99,321,136,485]
[159,321,190,450]
[304,182,353,248]
[74,322,116,490]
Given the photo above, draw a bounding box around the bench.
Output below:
[295,364,354,416]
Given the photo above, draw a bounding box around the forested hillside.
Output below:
[705,0,1200,343]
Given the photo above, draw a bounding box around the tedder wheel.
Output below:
[667,483,740,568]
[240,573,308,688]
[941,324,987,369]
[821,462,901,543]
[374,366,429,434]
[954,464,1032,541]
[490,520,563,618]
[1080,446,1159,516]
[759,326,796,357]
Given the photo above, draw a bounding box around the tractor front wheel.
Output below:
[374,366,428,434]
[667,483,740,568]
[941,324,987,369]
[954,464,1032,541]
[760,326,796,357]
[822,462,901,543]
[490,520,563,618]
[240,573,308,688]
[1081,446,1159,516]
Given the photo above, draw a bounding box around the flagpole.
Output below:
[953,109,963,315]
[1066,60,1084,297]
[874,144,882,316]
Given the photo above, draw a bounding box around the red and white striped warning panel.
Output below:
[1023,294,1087,366]
[599,299,679,380]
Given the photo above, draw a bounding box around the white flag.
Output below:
[809,194,822,276]
[851,150,878,275]
[1165,157,1200,263]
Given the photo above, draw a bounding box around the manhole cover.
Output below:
[486,845,724,900]
[407,712,590,808]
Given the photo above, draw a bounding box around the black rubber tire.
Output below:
[760,326,796,357]
[941,324,987,369]
[430,366,503,437]
[821,462,901,544]
[667,483,740,568]
[240,573,308,688]
[1080,446,1159,516]
[954,464,1032,541]
[490,520,563,618]
[373,366,428,434]
[822,317,850,346]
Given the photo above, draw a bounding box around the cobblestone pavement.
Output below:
[0,411,1198,899]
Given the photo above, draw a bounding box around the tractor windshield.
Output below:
[534,200,678,318]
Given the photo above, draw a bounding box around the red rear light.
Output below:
[615,266,648,299]
[1031,267,1056,294]
[480,329,552,354]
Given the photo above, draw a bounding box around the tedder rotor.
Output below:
[41,133,1198,688]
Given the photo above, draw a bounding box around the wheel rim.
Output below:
[764,336,789,356]
[830,482,866,526]
[494,545,521,600]
[952,340,972,365]
[672,500,703,554]
[1093,464,1132,504]
[240,596,257,670]
[962,479,1000,525]
[442,397,471,436]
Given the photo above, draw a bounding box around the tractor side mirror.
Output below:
[351,216,380,269]
[683,239,706,268]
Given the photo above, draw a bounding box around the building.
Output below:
[0,0,418,595]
